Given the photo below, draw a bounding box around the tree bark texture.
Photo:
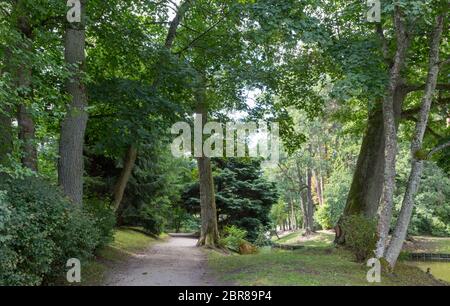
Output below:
[58,0,88,205]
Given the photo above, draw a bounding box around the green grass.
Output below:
[97,227,166,261]
[80,227,166,285]
[208,247,446,286]
[273,230,335,248]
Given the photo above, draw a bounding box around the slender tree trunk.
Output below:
[384,14,445,268]
[112,145,137,211]
[306,167,315,234]
[319,174,324,206]
[111,0,191,209]
[195,93,219,248]
[295,160,313,235]
[313,169,323,206]
[376,7,410,258]
[58,0,88,205]
[290,200,297,229]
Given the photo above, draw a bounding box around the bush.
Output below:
[219,225,248,253]
[84,197,116,247]
[0,176,101,285]
[340,215,377,262]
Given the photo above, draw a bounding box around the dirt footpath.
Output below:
[104,236,220,286]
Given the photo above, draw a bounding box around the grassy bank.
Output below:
[208,231,448,286]
[79,227,167,285]
[208,247,445,286]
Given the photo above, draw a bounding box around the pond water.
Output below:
[406,261,450,283]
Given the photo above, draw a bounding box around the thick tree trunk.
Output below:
[196,156,220,247]
[58,1,88,205]
[336,89,407,243]
[195,92,219,247]
[384,14,445,268]
[113,145,137,211]
[376,7,410,258]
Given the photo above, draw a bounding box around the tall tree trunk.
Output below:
[376,7,410,258]
[58,0,87,205]
[0,106,12,168]
[295,160,313,235]
[13,4,37,171]
[195,91,219,248]
[111,0,192,210]
[290,200,297,229]
[0,62,13,170]
[17,103,37,171]
[336,88,407,243]
[112,145,137,211]
[313,169,323,206]
[305,167,315,234]
[384,13,445,268]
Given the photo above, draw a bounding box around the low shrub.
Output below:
[84,197,116,247]
[0,176,101,285]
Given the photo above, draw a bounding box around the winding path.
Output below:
[104,236,219,286]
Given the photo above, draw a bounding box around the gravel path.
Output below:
[104,236,219,286]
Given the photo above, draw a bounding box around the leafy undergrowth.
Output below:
[208,247,446,286]
[79,227,167,285]
[273,230,335,247]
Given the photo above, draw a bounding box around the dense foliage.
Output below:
[0,176,111,285]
